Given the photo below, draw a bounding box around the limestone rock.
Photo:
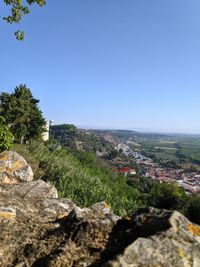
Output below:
[35,198,77,221]
[0,194,118,267]
[1,180,58,199]
[0,151,33,184]
[102,208,200,267]
[0,190,199,267]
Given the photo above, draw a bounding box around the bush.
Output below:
[0,116,14,152]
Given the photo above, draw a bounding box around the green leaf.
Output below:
[14,30,24,40]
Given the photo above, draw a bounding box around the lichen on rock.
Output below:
[0,151,33,184]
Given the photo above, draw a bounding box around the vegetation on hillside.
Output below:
[50,124,122,159]
[11,140,200,224]
[14,142,142,216]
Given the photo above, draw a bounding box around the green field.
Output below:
[177,140,200,161]
[138,134,200,165]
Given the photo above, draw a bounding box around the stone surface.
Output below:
[0,151,33,184]
[0,180,58,199]
[102,208,200,267]
[0,193,117,267]
[0,207,16,220]
[0,190,199,267]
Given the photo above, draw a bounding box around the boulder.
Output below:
[0,189,118,267]
[0,151,33,184]
[1,180,58,199]
[102,208,200,267]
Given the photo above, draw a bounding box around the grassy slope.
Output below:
[13,142,200,224]
[14,142,142,216]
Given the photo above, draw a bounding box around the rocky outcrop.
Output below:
[0,190,117,266]
[0,151,33,184]
[102,208,200,267]
[0,180,58,199]
[0,191,200,267]
[0,151,200,266]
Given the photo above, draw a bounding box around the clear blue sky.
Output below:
[1,0,200,133]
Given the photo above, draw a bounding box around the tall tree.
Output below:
[0,84,46,144]
[3,0,46,40]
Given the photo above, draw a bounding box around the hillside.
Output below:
[13,137,200,225]
[14,142,142,216]
[46,125,200,224]
[50,124,119,156]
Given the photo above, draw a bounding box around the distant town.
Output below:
[114,138,200,195]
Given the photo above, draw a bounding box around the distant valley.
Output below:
[50,124,200,196]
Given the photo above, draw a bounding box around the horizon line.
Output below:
[51,123,200,135]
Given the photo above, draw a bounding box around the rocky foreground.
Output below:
[0,151,200,267]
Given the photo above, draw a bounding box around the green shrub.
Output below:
[0,116,14,152]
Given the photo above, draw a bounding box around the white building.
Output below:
[42,121,50,141]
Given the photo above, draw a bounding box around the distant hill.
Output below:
[49,124,122,160]
[49,125,172,162]
[90,129,169,139]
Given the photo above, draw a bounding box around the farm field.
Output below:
[177,140,200,161]
[137,134,200,166]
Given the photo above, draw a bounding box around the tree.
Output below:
[0,115,14,152]
[3,0,46,40]
[0,84,46,144]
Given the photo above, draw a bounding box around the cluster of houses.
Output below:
[135,153,200,195]
[114,140,200,195]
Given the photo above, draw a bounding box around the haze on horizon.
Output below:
[1,0,200,134]
[70,125,200,136]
